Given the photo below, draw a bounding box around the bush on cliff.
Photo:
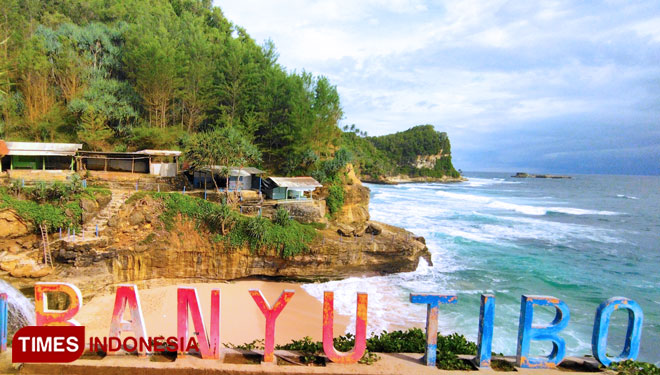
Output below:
[0,178,109,232]
[326,183,344,216]
[154,193,317,258]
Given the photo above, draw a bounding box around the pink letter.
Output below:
[108,284,149,355]
[34,282,83,326]
[323,291,368,364]
[177,287,221,359]
[249,289,294,362]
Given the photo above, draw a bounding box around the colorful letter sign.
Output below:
[592,297,643,366]
[34,282,83,326]
[323,291,368,364]
[249,289,294,363]
[108,284,149,355]
[177,287,221,359]
[516,295,570,368]
[477,294,495,368]
[409,293,457,366]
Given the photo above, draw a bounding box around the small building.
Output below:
[192,166,265,191]
[76,149,181,177]
[0,141,82,172]
[262,177,322,200]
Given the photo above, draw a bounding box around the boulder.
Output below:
[365,222,383,235]
[0,210,31,239]
[107,215,119,228]
[129,210,145,226]
[8,260,52,278]
[336,223,355,237]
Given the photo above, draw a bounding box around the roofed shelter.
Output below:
[76,149,181,177]
[193,166,265,191]
[0,141,82,172]
[262,177,322,200]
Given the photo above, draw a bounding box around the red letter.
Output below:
[323,291,368,364]
[177,287,221,359]
[249,289,294,362]
[34,283,82,326]
[108,285,149,355]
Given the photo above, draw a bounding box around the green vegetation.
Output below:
[0,0,342,174]
[0,0,459,182]
[608,360,660,375]
[275,328,477,369]
[343,125,460,179]
[325,184,344,216]
[151,192,317,258]
[0,176,109,231]
[183,127,261,191]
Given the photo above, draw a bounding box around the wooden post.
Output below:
[104,158,108,172]
[42,156,45,170]
[131,157,135,174]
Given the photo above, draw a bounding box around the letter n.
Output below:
[177,287,221,359]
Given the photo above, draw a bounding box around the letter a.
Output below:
[177,287,221,359]
[109,284,149,355]
[323,291,368,364]
[249,289,294,363]
[34,282,83,326]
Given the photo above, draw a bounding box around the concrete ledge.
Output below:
[17,351,605,375]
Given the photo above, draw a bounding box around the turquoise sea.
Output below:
[304,172,660,363]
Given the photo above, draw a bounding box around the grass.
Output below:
[143,192,318,258]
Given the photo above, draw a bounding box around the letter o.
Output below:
[592,297,643,367]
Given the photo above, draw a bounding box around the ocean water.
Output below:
[303,172,660,363]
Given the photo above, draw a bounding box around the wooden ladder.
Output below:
[39,223,53,268]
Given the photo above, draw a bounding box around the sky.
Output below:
[215,1,660,175]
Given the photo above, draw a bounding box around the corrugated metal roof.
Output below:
[136,149,182,156]
[267,177,322,189]
[202,165,265,175]
[4,141,82,156]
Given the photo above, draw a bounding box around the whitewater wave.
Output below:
[435,191,618,216]
[616,194,639,200]
[462,177,521,188]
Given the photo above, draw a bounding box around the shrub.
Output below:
[609,360,660,375]
[326,183,344,215]
[150,193,317,258]
[273,207,291,226]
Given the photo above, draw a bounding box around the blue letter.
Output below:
[516,295,569,368]
[0,293,6,352]
[592,297,643,366]
[477,294,495,367]
[410,294,457,366]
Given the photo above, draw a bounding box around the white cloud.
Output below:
[214,0,660,173]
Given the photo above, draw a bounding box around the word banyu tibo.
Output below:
[2,282,644,368]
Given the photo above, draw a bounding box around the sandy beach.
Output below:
[76,280,350,347]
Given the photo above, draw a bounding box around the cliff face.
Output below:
[35,186,430,295]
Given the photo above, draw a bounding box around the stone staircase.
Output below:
[62,189,132,243]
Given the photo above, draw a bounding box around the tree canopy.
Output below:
[0,0,458,178]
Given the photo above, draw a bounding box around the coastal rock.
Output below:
[108,218,431,282]
[279,201,326,224]
[0,209,31,239]
[366,222,383,235]
[335,164,370,226]
[129,210,145,226]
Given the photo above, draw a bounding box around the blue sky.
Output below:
[215,1,660,175]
